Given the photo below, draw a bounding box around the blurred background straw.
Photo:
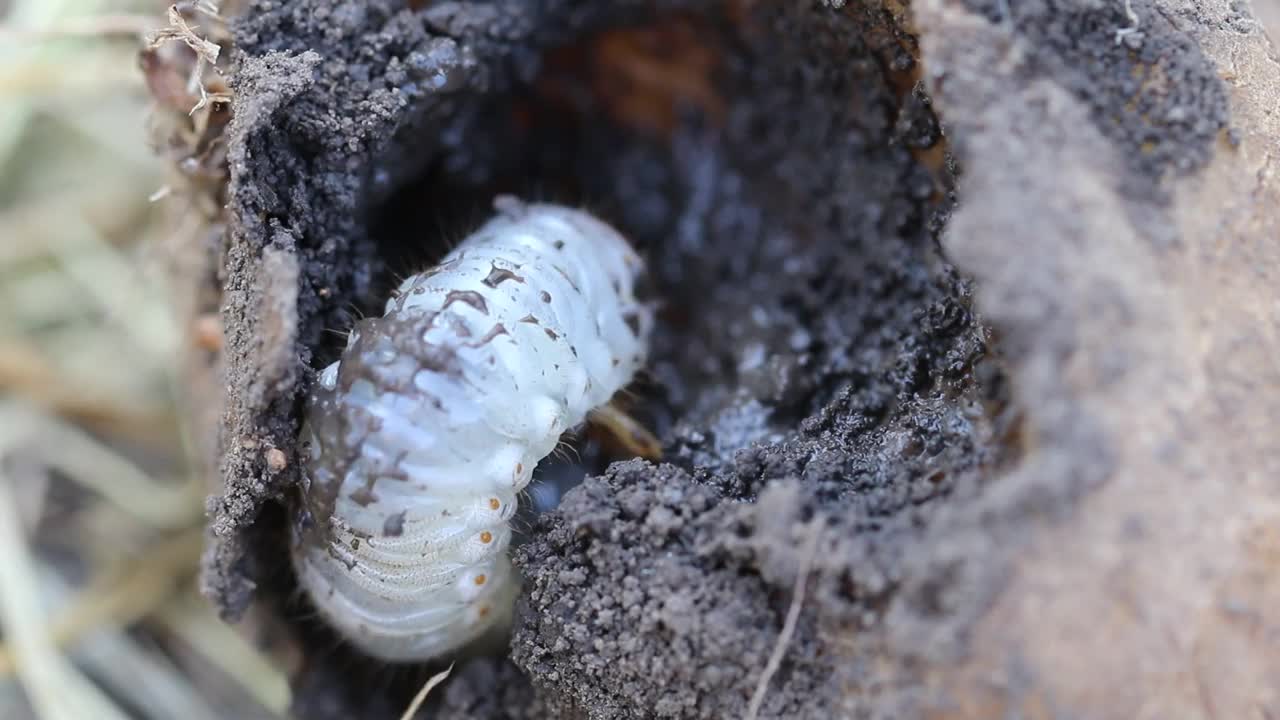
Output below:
[0,0,286,717]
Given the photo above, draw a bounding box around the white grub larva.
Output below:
[291,197,654,662]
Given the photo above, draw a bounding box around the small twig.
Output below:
[145,5,221,65]
[148,5,217,103]
[143,4,233,115]
[745,519,823,720]
[400,664,455,720]
[188,84,232,116]
[1114,0,1142,45]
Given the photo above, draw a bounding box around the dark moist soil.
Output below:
[203,0,1230,718]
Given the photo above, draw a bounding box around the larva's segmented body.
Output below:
[291,198,652,662]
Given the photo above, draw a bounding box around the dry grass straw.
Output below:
[0,1,286,718]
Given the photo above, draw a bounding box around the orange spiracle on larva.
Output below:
[290,196,653,662]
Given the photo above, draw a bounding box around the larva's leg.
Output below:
[587,403,662,461]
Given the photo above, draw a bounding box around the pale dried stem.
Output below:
[400,664,455,720]
[745,518,824,720]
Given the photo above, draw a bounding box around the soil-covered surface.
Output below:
[195,0,1280,718]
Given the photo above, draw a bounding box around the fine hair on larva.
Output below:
[291,196,654,662]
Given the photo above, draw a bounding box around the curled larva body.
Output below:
[291,197,652,662]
